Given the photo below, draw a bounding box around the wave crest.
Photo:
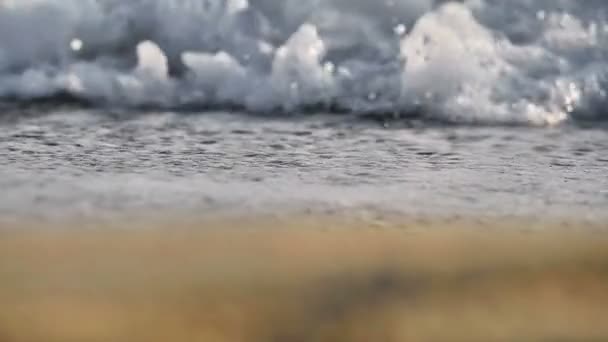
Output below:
[1,0,608,125]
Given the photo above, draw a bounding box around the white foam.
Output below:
[1,0,608,124]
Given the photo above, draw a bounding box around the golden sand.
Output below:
[0,216,607,342]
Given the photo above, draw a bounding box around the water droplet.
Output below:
[536,11,546,21]
[70,38,83,52]
[323,61,335,74]
[393,24,406,36]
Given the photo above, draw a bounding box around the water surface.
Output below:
[1,109,606,223]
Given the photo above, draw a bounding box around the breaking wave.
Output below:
[2,0,608,125]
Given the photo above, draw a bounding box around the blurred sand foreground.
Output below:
[1,216,608,342]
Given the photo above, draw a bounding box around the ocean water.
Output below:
[1,0,607,223]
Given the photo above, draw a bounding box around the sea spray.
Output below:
[1,0,608,124]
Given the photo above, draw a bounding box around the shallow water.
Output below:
[2,1,608,224]
[1,109,606,223]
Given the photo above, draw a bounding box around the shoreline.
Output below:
[2,207,607,231]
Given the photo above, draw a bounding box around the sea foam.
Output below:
[1,0,607,124]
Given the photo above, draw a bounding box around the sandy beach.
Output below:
[1,217,607,342]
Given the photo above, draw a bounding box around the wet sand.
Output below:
[1,216,607,342]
